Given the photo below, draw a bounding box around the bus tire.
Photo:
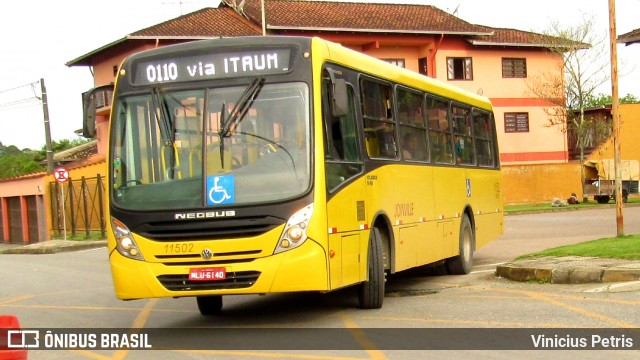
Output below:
[358,227,384,309]
[446,215,474,275]
[196,295,223,316]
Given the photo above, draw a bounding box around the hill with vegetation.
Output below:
[0,139,90,180]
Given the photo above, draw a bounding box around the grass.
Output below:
[51,231,105,241]
[516,235,640,260]
[504,196,640,214]
[507,197,640,261]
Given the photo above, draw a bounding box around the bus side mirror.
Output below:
[82,84,114,138]
[82,91,97,138]
[331,79,348,117]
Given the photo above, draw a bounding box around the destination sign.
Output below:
[132,48,293,85]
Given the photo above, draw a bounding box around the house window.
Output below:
[383,59,405,68]
[418,57,428,76]
[504,112,529,133]
[502,58,527,78]
[447,57,473,80]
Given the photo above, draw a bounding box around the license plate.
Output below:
[189,267,227,281]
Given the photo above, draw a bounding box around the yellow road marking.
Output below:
[545,293,640,306]
[62,299,159,360]
[0,295,34,304]
[173,350,368,359]
[359,285,638,328]
[524,291,636,328]
[0,303,191,313]
[469,286,638,328]
[359,315,567,328]
[131,298,158,329]
[110,298,158,360]
[340,314,387,360]
[67,350,111,360]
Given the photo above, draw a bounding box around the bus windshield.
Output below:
[111,82,311,211]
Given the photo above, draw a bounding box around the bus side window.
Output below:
[361,79,396,159]
[452,104,474,165]
[322,76,362,191]
[397,87,427,161]
[426,96,453,164]
[472,109,496,167]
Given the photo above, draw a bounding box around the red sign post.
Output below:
[53,167,69,240]
[53,167,69,183]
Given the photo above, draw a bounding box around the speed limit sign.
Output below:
[53,167,70,183]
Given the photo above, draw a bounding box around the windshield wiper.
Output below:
[217,77,264,167]
[150,86,174,145]
[220,77,264,138]
[150,86,176,178]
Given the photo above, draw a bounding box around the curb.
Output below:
[0,240,107,255]
[496,256,640,284]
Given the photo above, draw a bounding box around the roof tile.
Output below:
[236,0,490,34]
[618,28,640,45]
[130,7,261,38]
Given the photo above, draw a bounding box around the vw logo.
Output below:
[201,248,213,260]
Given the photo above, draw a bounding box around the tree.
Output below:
[584,93,638,108]
[0,146,43,179]
[527,15,611,201]
[0,138,92,180]
[34,138,91,163]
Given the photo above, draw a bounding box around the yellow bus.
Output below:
[85,36,503,315]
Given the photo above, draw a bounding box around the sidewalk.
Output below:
[496,256,640,284]
[0,240,107,254]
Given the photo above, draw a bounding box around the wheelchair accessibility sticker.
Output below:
[207,175,235,206]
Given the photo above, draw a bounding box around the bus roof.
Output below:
[311,37,493,111]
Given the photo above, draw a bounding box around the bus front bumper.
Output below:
[108,239,328,300]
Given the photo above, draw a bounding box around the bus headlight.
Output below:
[111,217,144,260]
[274,203,313,254]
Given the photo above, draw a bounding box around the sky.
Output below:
[1,0,640,150]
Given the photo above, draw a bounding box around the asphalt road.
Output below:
[2,207,640,359]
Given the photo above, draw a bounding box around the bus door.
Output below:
[322,74,366,289]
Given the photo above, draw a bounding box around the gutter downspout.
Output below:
[429,34,445,77]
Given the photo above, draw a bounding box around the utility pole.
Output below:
[608,0,624,236]
[40,78,54,174]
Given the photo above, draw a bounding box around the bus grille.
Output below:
[135,216,284,241]
[157,271,260,291]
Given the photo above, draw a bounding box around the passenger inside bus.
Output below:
[402,132,417,160]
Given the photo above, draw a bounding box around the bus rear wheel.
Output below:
[358,227,385,309]
[196,295,223,316]
[446,215,474,275]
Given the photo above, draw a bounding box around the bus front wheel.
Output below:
[358,227,385,309]
[196,295,223,316]
[446,215,474,275]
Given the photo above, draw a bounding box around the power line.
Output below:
[0,81,39,96]
[0,98,39,111]
[0,81,41,110]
